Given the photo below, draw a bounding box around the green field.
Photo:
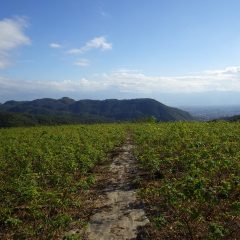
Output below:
[133,122,240,239]
[0,124,126,239]
[0,122,239,239]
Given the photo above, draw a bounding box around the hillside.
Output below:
[212,114,240,122]
[0,98,193,127]
[223,114,240,122]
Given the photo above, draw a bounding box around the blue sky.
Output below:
[1,0,240,106]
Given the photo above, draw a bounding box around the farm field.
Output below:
[133,122,240,239]
[0,124,126,239]
[0,122,240,239]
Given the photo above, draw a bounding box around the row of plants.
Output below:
[0,124,126,239]
[133,122,240,239]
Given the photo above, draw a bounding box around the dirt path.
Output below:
[84,137,149,240]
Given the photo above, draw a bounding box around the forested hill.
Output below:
[0,98,193,127]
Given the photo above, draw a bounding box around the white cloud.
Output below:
[49,43,62,48]
[49,78,105,92]
[74,59,90,67]
[67,36,112,54]
[102,67,240,93]
[204,66,240,76]
[1,66,240,97]
[0,57,10,69]
[0,76,105,93]
[0,17,30,69]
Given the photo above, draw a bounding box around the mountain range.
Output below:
[0,98,193,127]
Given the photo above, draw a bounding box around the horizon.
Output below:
[1,0,240,106]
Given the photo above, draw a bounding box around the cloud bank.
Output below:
[0,17,30,69]
[1,66,240,96]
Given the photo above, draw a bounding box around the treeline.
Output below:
[0,112,109,128]
[0,112,161,128]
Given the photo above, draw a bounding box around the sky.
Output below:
[1,0,240,106]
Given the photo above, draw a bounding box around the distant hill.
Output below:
[0,98,193,127]
[222,115,240,122]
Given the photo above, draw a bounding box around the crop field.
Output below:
[133,122,240,239]
[0,122,239,239]
[0,124,126,239]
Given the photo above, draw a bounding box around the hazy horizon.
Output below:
[1,0,240,106]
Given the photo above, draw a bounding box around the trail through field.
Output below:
[85,137,149,240]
